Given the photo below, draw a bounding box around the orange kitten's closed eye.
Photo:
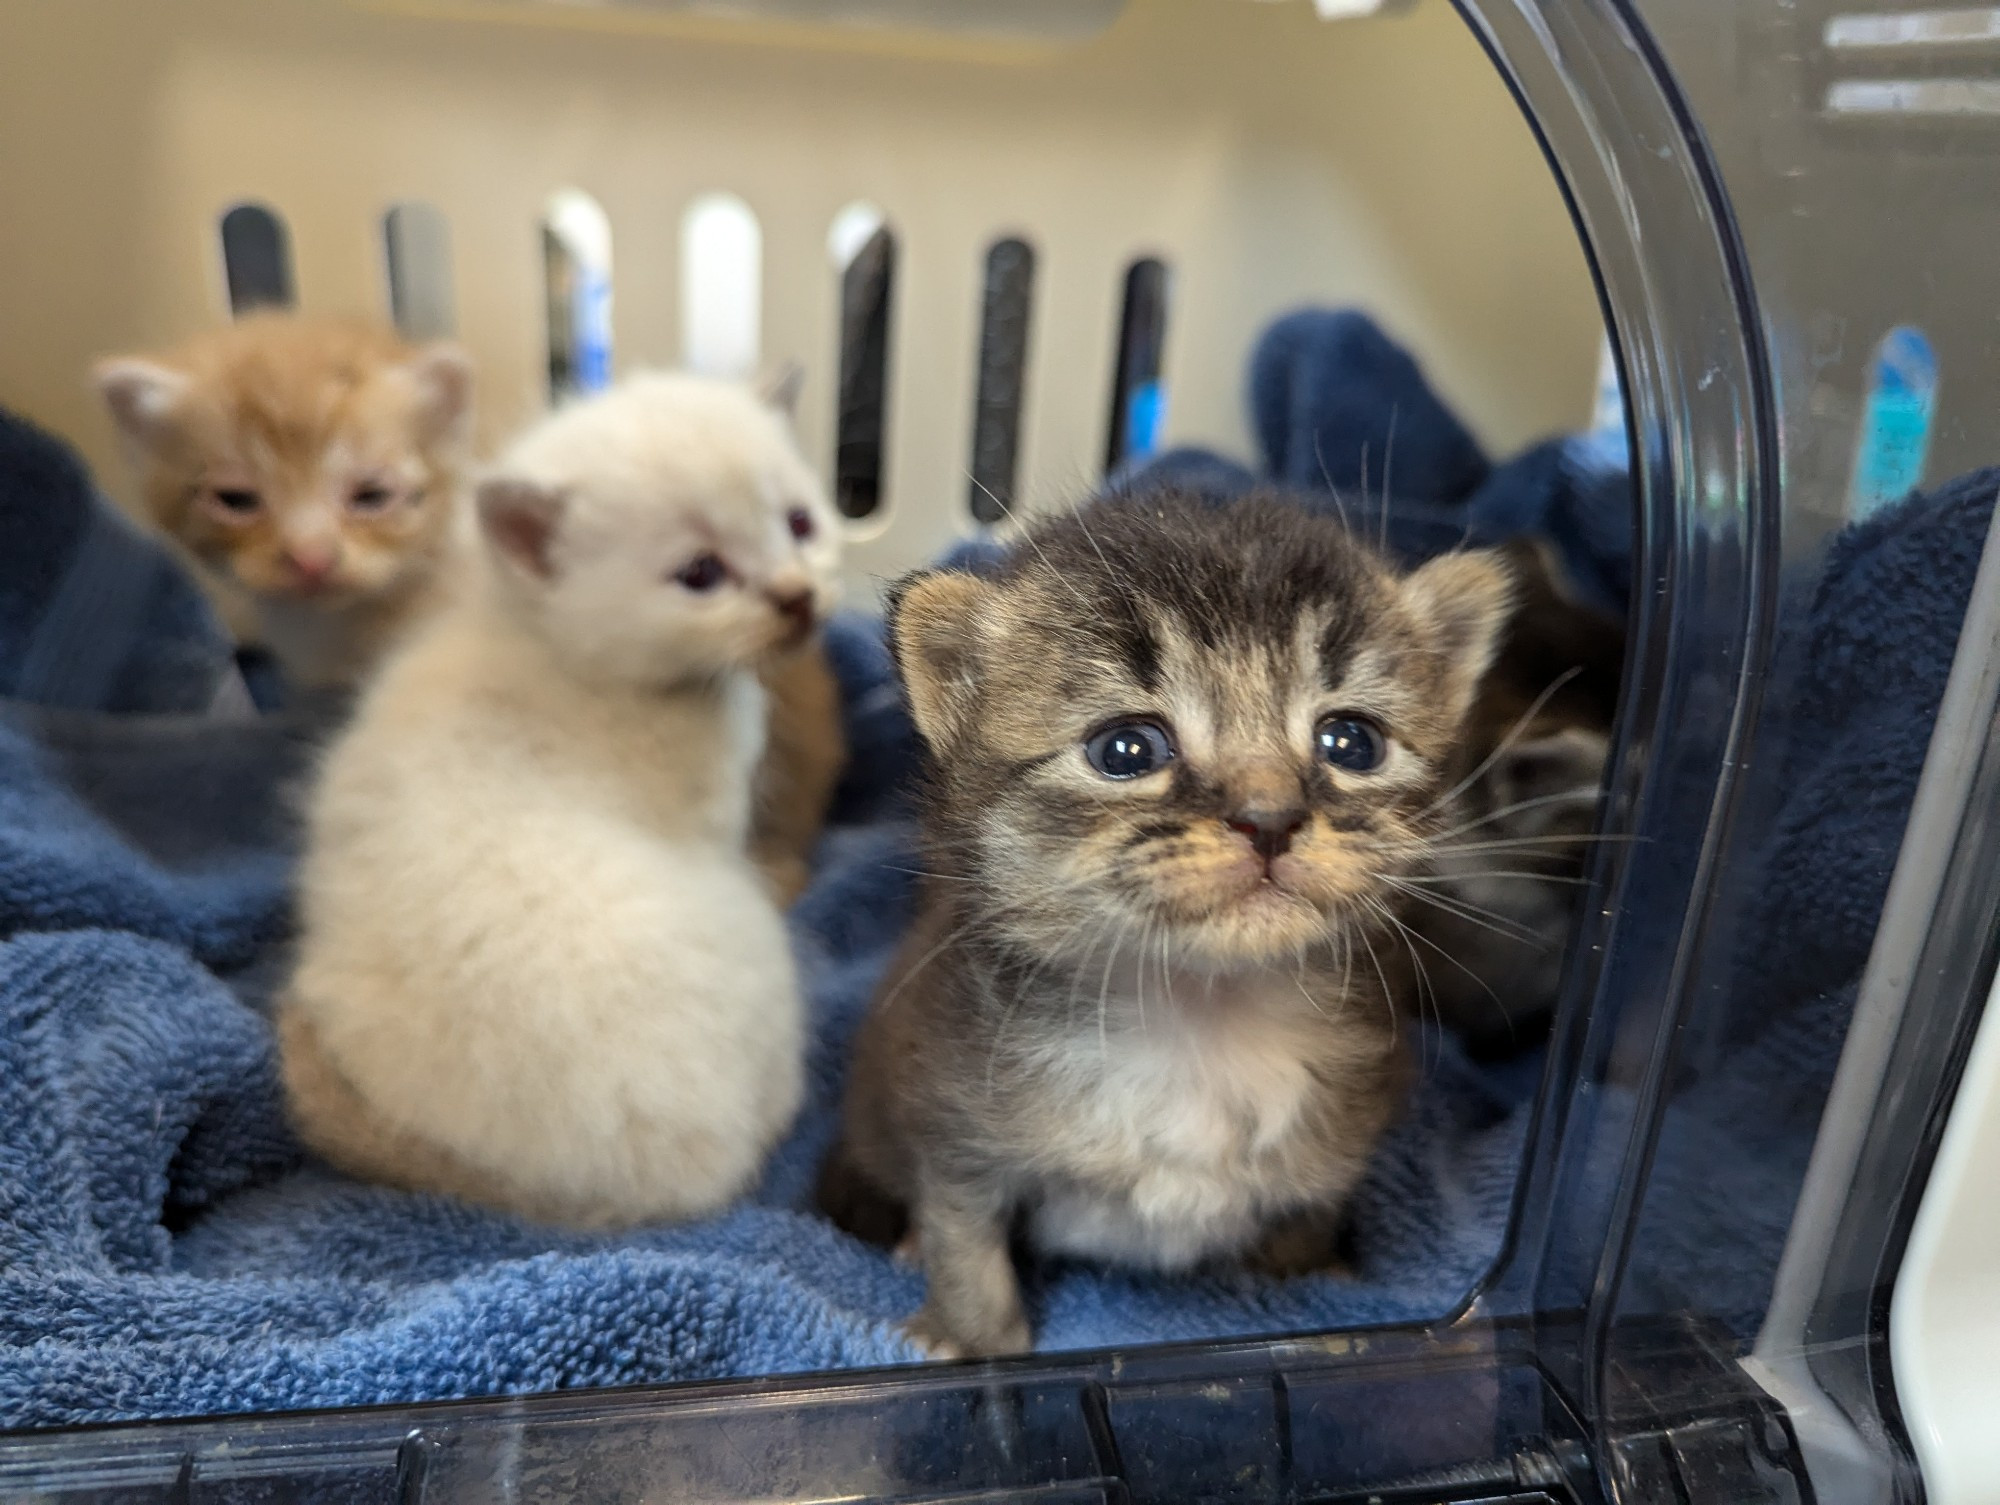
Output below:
[94,312,475,690]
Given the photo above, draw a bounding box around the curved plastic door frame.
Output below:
[1448,0,1779,1426]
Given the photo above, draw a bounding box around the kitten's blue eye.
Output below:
[787,507,814,541]
[675,554,729,592]
[1317,715,1386,772]
[1084,721,1175,780]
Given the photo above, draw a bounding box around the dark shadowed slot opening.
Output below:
[834,224,897,520]
[219,203,296,316]
[541,189,614,403]
[969,236,1037,524]
[1104,256,1170,474]
[382,202,456,341]
[542,224,580,400]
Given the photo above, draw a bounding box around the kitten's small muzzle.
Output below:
[769,589,816,648]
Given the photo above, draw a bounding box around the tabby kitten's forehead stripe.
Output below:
[972,502,1487,747]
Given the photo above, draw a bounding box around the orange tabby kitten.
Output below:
[93,313,474,692]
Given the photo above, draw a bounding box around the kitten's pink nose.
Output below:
[1228,808,1307,865]
[284,544,338,587]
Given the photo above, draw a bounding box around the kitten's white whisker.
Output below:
[1423,788,1606,845]
[1427,834,1643,855]
[1411,666,1588,826]
[1400,869,1594,888]
[1370,893,1508,1017]
[1069,499,1118,585]
[1313,431,1354,538]
[1383,903,1441,1077]
[1384,871,1547,932]
[971,470,1098,616]
[1380,407,1398,550]
[1095,918,1129,1058]
[1356,922,1396,1031]
[1379,879,1548,947]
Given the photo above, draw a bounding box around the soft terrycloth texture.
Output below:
[0,609,1528,1427]
[1613,466,2000,1329]
[0,409,234,716]
[0,378,1978,1424]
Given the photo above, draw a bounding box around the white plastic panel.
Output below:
[1892,966,2000,1505]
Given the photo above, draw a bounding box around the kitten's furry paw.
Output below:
[902,1305,1031,1360]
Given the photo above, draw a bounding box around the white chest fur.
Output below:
[1019,968,1333,1272]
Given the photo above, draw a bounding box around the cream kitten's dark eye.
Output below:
[1317,715,1386,772]
[349,481,395,513]
[210,488,261,516]
[675,554,729,592]
[787,507,814,541]
[1084,721,1175,780]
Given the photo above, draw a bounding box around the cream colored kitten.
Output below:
[278,372,835,1228]
[93,313,474,691]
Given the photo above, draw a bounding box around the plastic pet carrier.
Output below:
[3,0,2000,1500]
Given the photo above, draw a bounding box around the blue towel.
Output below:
[1249,308,1490,508]
[0,601,1534,1427]
[0,410,234,716]
[0,392,1980,1426]
[1120,308,1635,613]
[1613,466,1999,1329]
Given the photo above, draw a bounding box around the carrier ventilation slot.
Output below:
[829,202,897,520]
[1825,77,2000,114]
[968,236,1037,523]
[382,202,456,341]
[542,188,615,401]
[218,203,296,316]
[1105,256,1170,474]
[1825,6,2000,49]
[680,192,763,380]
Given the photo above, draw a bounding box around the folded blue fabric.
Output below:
[0,391,1978,1428]
[0,602,1532,1427]
[0,409,233,715]
[1249,308,1491,508]
[1120,308,1635,613]
[1611,466,1999,1329]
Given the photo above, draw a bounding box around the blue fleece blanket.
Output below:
[0,399,1983,1429]
[0,610,1529,1426]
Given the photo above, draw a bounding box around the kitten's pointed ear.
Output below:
[887,569,996,751]
[477,475,565,581]
[755,360,806,420]
[1401,549,1516,722]
[93,358,189,452]
[405,343,476,450]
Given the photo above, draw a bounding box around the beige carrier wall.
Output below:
[0,0,1602,590]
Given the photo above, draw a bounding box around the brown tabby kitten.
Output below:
[821,490,1515,1356]
[1410,540,1622,1055]
[93,313,474,692]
